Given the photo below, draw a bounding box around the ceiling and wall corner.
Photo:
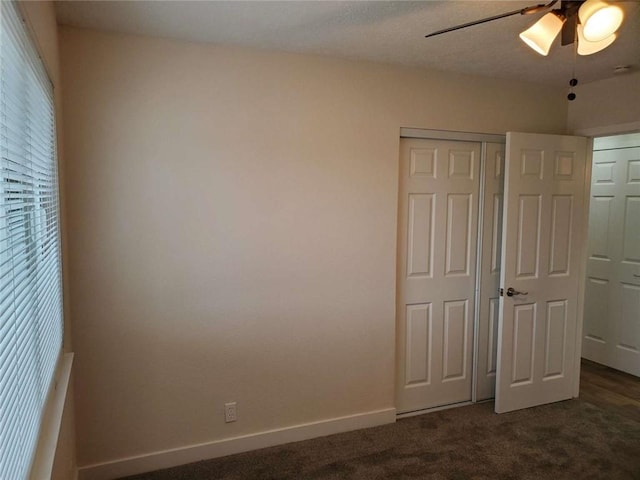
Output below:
[567,70,640,135]
[54,1,640,87]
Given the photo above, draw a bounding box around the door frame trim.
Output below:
[570,120,640,138]
[574,138,593,397]
[400,128,506,144]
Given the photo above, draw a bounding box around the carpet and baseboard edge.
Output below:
[77,407,397,480]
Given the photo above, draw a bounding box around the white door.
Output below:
[396,138,480,413]
[583,135,640,377]
[476,142,505,401]
[495,132,587,413]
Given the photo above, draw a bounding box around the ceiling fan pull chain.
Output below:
[568,78,578,101]
[568,30,579,101]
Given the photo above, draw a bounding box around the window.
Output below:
[0,2,64,478]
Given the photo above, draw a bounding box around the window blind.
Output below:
[0,2,64,479]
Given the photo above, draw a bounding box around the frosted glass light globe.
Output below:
[579,0,624,42]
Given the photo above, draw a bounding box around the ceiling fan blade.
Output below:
[425,1,559,39]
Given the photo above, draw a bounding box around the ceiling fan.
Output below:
[425,0,625,57]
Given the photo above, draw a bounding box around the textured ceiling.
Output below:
[55,1,640,86]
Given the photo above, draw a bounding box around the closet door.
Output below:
[396,138,480,413]
[495,132,587,413]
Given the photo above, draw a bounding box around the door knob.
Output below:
[506,287,528,297]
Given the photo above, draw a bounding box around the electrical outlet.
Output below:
[224,402,237,423]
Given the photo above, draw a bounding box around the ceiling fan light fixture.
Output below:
[519,11,565,56]
[577,24,616,55]
[578,0,624,42]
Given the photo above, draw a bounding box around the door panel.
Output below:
[516,195,541,277]
[544,300,567,378]
[443,300,467,380]
[407,194,434,277]
[549,196,572,275]
[397,138,480,413]
[583,142,640,376]
[476,142,505,400]
[405,304,431,385]
[619,285,639,350]
[623,197,640,261]
[512,303,535,384]
[495,132,587,413]
[446,194,472,275]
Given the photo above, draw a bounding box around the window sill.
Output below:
[29,352,74,480]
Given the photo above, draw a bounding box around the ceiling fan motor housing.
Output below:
[560,1,585,46]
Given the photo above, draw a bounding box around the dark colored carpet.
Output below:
[120,399,640,480]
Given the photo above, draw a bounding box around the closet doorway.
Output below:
[396,129,589,415]
[395,132,505,414]
[582,132,640,377]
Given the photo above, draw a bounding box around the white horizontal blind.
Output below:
[0,2,64,479]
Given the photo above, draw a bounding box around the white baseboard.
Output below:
[78,407,396,480]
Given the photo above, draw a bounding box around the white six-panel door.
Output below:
[396,138,480,413]
[495,132,587,413]
[583,136,640,377]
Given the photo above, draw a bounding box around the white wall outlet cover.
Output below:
[224,402,237,423]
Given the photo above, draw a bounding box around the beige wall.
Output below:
[19,2,77,479]
[567,72,640,135]
[59,26,568,468]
